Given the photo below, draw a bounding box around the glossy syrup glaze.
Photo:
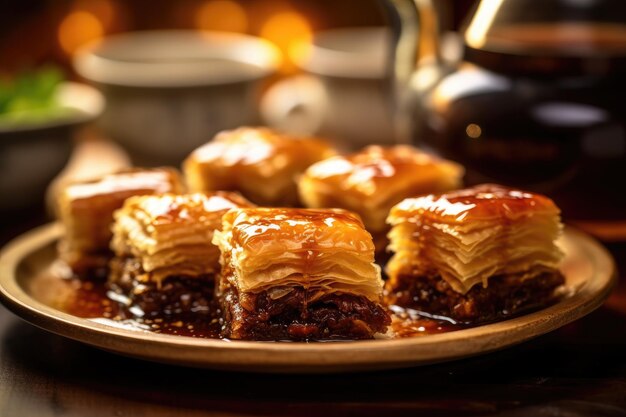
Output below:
[182,128,337,207]
[223,207,375,254]
[120,192,253,226]
[386,184,564,296]
[58,168,186,257]
[64,168,183,203]
[303,145,463,195]
[187,127,335,167]
[390,183,560,224]
[43,274,463,340]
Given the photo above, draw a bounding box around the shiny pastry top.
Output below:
[61,168,184,208]
[389,184,560,225]
[183,127,336,206]
[222,207,375,254]
[213,207,383,301]
[58,167,185,256]
[302,145,463,201]
[116,191,252,228]
[111,192,253,282]
[386,184,564,294]
[299,145,463,233]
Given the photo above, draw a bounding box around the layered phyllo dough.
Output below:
[385,184,565,323]
[213,208,391,340]
[183,127,336,206]
[298,145,463,252]
[109,192,253,318]
[57,168,184,279]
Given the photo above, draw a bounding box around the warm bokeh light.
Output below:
[465,0,505,49]
[73,0,116,30]
[260,11,312,72]
[195,0,248,33]
[58,11,104,55]
[466,123,482,139]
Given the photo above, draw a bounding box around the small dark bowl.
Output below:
[0,82,104,211]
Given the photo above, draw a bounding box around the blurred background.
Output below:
[0,0,474,215]
[1,0,626,241]
[0,0,475,73]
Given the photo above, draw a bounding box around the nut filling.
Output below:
[220,281,391,340]
[385,271,565,323]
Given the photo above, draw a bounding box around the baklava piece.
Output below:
[183,127,336,206]
[109,192,253,318]
[213,208,390,340]
[57,168,184,279]
[298,145,463,252]
[385,184,565,324]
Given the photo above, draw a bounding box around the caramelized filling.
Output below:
[108,257,216,319]
[47,268,564,340]
[219,279,391,341]
[385,271,565,323]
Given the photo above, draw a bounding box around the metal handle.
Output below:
[380,0,440,143]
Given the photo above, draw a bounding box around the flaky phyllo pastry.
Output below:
[385,184,565,323]
[213,208,390,340]
[183,127,336,206]
[109,192,253,318]
[298,145,463,251]
[111,192,253,283]
[57,168,184,278]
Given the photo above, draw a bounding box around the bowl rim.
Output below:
[73,30,282,88]
[295,26,391,80]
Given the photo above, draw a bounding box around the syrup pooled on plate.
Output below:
[69,277,224,338]
[31,263,462,340]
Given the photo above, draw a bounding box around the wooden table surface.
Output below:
[1,211,626,417]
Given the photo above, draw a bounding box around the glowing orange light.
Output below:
[466,123,482,139]
[58,11,104,55]
[260,11,312,72]
[73,0,116,29]
[465,0,505,49]
[195,0,248,33]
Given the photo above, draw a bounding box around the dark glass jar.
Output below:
[411,0,626,239]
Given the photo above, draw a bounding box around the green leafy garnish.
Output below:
[0,66,73,126]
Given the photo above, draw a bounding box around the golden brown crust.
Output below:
[298,145,464,235]
[111,192,253,284]
[57,168,185,275]
[183,127,336,206]
[388,183,559,226]
[213,207,384,301]
[222,207,374,255]
[386,184,564,295]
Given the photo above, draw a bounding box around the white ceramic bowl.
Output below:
[74,30,281,165]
